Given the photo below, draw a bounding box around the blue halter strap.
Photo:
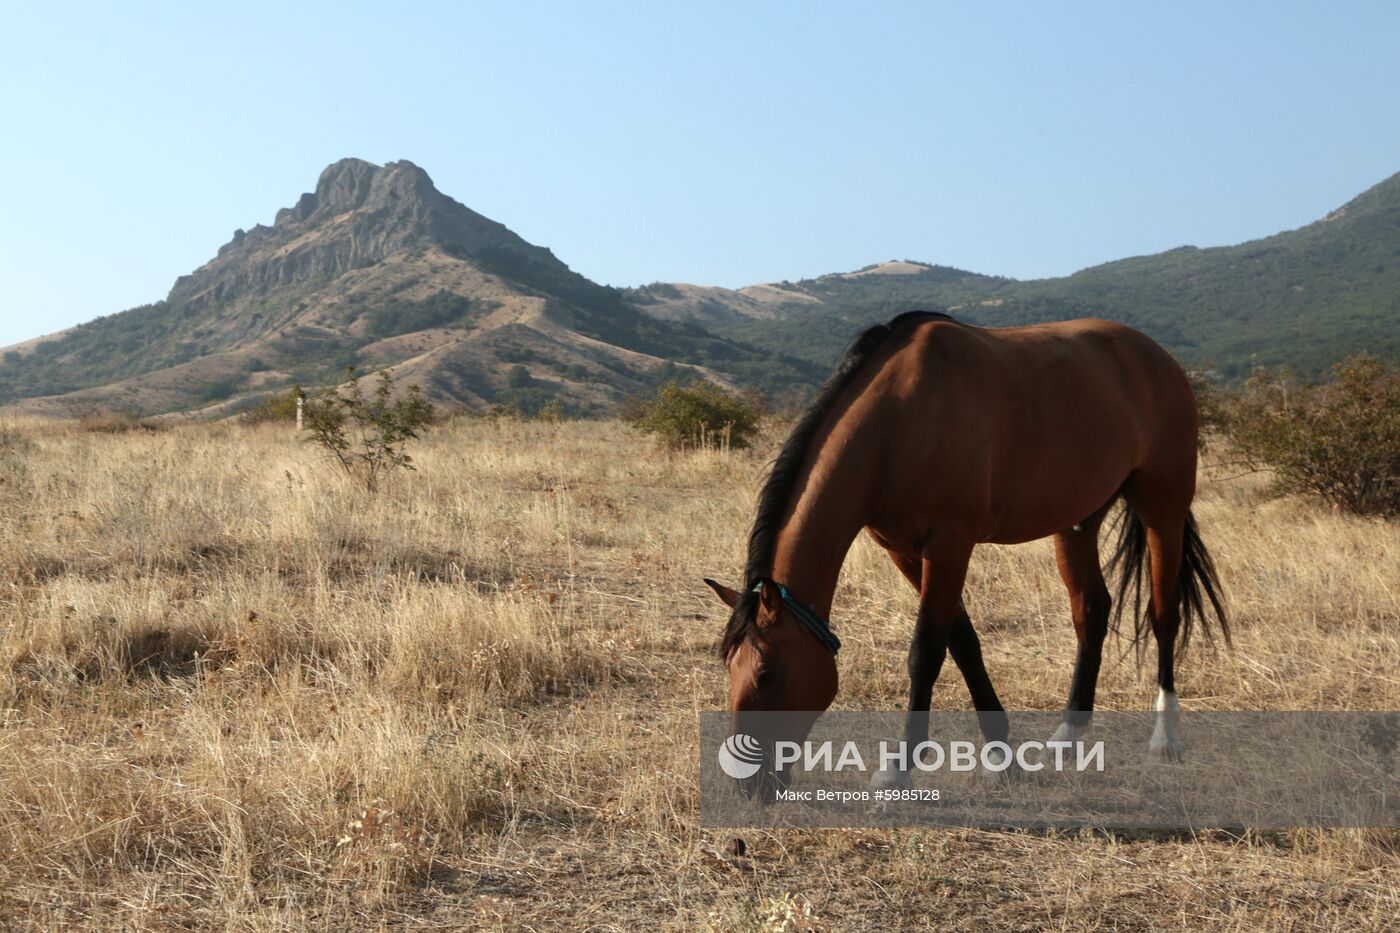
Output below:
[752,578,842,656]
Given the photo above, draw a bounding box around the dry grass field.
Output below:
[0,416,1397,930]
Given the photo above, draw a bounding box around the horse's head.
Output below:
[705,577,839,796]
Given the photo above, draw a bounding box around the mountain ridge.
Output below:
[3,161,1397,417]
[0,159,817,417]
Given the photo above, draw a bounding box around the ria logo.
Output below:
[718,734,764,780]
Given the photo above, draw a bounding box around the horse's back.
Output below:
[870,315,1198,544]
[900,316,1194,433]
[907,316,1178,376]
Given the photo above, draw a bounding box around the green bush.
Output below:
[1223,353,1400,517]
[240,387,303,424]
[363,291,476,340]
[628,380,763,450]
[302,368,435,492]
[196,376,245,405]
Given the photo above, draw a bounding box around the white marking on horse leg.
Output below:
[1049,719,1089,744]
[869,762,913,790]
[1147,687,1184,760]
[1027,718,1088,771]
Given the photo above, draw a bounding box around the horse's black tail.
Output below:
[1107,504,1229,654]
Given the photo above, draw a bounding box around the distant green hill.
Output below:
[705,172,1400,379]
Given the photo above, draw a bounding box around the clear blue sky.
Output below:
[2,1,1398,348]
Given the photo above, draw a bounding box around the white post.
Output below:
[296,396,304,432]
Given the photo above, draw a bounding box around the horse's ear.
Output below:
[703,578,741,608]
[756,579,782,616]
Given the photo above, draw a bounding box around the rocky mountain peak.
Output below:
[275,158,441,227]
[170,158,553,312]
[1,156,757,420]
[314,157,380,210]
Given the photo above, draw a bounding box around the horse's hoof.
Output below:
[869,766,913,790]
[978,760,1023,786]
[1147,740,1185,763]
[1048,722,1087,744]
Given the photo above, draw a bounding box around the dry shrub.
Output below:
[302,368,434,492]
[73,406,158,434]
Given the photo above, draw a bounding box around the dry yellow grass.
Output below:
[0,415,1397,930]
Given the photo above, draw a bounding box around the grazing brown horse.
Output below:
[705,311,1226,790]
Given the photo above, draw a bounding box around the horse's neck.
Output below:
[769,437,871,619]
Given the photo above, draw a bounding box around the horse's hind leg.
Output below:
[1141,519,1186,759]
[1124,480,1191,760]
[1050,509,1112,743]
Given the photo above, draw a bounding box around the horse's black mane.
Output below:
[718,310,954,659]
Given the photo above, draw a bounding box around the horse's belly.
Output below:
[982,477,1125,544]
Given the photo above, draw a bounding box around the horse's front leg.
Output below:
[872,543,974,790]
[877,537,1009,750]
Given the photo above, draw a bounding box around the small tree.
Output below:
[302,368,435,492]
[628,380,763,450]
[1223,353,1400,517]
